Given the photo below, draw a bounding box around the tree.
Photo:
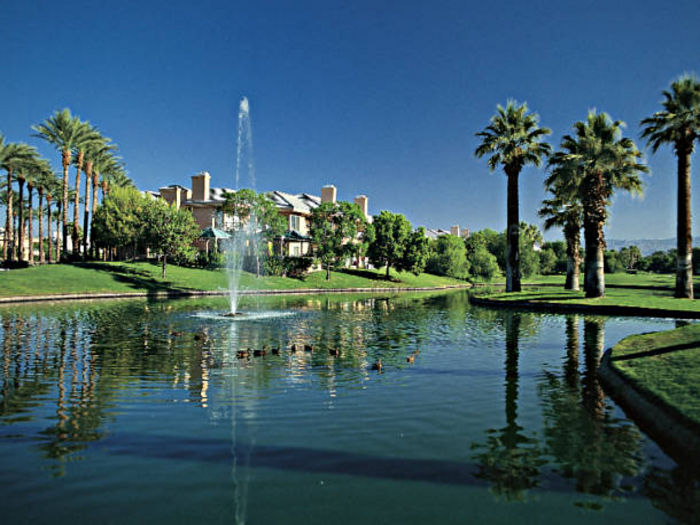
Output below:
[36,167,60,264]
[427,233,469,278]
[144,199,200,278]
[399,227,431,276]
[539,180,584,289]
[619,245,642,271]
[33,109,96,258]
[309,201,365,280]
[475,100,551,292]
[549,111,647,298]
[82,138,116,258]
[1,138,34,261]
[91,186,148,259]
[367,210,412,278]
[91,152,125,257]
[70,121,103,256]
[640,74,700,298]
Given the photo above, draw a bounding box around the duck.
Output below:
[194,334,203,342]
[271,347,281,356]
[329,348,339,357]
[237,349,250,359]
[289,344,297,353]
[253,348,267,357]
[371,359,383,371]
[304,344,313,353]
[170,330,184,337]
[406,355,415,363]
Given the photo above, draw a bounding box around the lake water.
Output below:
[0,291,697,524]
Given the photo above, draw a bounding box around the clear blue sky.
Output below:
[2,0,699,241]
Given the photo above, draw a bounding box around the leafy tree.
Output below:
[368,210,412,278]
[475,100,551,292]
[464,231,501,281]
[519,222,542,278]
[619,245,642,270]
[549,111,647,298]
[91,186,148,259]
[144,199,200,278]
[604,250,625,273]
[309,201,365,280]
[641,74,700,298]
[398,227,431,276]
[538,247,558,275]
[427,233,469,278]
[644,250,676,273]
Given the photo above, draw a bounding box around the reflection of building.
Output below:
[150,173,371,257]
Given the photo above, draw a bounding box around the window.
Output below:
[290,215,301,232]
[291,245,300,256]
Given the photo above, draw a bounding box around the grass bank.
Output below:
[0,262,467,299]
[522,272,700,291]
[608,323,700,426]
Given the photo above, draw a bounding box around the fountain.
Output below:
[224,97,257,317]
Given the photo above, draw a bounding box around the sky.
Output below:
[2,0,699,241]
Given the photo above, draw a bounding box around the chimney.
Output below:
[450,225,460,237]
[192,172,211,201]
[354,195,369,217]
[321,184,337,204]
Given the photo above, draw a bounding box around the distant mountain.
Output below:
[607,238,700,256]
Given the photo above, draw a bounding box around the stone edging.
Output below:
[0,284,470,305]
[599,348,700,470]
[468,295,700,319]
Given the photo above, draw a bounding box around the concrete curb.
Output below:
[0,284,470,305]
[599,348,700,471]
[468,295,700,319]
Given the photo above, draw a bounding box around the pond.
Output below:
[0,290,697,524]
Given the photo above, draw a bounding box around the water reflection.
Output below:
[538,317,644,507]
[471,311,545,501]
[0,293,697,523]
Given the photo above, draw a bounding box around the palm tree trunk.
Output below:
[38,189,45,264]
[505,171,521,292]
[583,219,605,298]
[91,172,99,258]
[73,151,84,257]
[564,221,581,291]
[46,197,52,264]
[564,315,579,389]
[82,163,92,259]
[27,184,34,265]
[17,178,25,262]
[3,167,12,261]
[56,200,63,262]
[582,318,605,419]
[675,145,693,299]
[61,149,70,260]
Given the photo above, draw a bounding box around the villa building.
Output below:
[425,225,469,240]
[151,172,371,257]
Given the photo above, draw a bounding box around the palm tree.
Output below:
[640,74,700,299]
[92,153,125,257]
[1,138,34,261]
[14,147,41,262]
[475,101,552,292]
[33,109,95,259]
[71,121,103,257]
[83,139,116,258]
[35,163,58,264]
[550,111,647,298]
[540,166,584,290]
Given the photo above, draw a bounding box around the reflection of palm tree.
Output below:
[538,316,643,501]
[472,311,544,501]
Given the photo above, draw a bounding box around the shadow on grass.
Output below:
[74,262,197,295]
[337,268,401,283]
[611,341,700,362]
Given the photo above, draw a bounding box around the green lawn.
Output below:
[610,323,700,425]
[523,272,700,290]
[476,286,699,314]
[0,262,466,298]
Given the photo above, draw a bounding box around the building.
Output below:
[151,173,370,257]
[425,224,470,241]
